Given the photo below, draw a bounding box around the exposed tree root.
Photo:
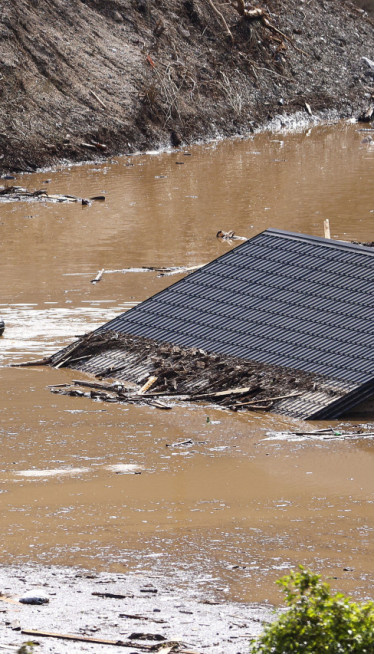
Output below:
[208,0,309,56]
[206,0,234,42]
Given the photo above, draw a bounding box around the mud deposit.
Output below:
[1,124,374,651]
[0,566,273,653]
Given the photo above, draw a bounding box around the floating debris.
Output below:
[105,464,143,474]
[108,264,204,277]
[265,428,374,441]
[49,375,172,410]
[216,230,247,241]
[91,268,105,284]
[0,186,105,204]
[90,264,205,283]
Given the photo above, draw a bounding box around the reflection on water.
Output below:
[0,123,374,604]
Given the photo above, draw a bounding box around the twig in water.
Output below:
[91,269,105,284]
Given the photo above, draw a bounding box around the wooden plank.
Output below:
[21,630,200,653]
[324,218,331,239]
[92,591,133,600]
[232,391,302,407]
[138,376,158,395]
[144,385,256,399]
[21,629,151,649]
[10,357,51,367]
[0,595,20,605]
[193,385,258,399]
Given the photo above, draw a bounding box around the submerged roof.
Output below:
[53,228,374,420]
[99,228,374,387]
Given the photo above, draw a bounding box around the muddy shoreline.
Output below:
[0,565,272,653]
[1,0,373,173]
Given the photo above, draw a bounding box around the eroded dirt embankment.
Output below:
[0,0,373,172]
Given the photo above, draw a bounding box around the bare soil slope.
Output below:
[0,0,373,172]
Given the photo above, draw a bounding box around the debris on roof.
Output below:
[49,331,352,418]
[48,228,374,419]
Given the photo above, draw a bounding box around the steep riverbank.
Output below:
[1,0,373,172]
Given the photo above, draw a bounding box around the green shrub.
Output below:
[249,566,374,653]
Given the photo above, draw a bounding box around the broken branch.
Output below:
[92,591,133,599]
[11,356,51,367]
[21,629,151,649]
[119,613,166,624]
[262,17,309,56]
[89,89,106,109]
[72,379,126,391]
[193,385,259,399]
[21,629,198,653]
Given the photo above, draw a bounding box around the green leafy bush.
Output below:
[249,566,374,653]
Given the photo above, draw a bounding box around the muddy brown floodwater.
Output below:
[1,122,374,650]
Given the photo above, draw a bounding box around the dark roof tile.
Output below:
[100,228,374,388]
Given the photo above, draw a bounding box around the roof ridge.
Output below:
[265,228,374,255]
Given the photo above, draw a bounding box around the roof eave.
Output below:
[307,378,374,420]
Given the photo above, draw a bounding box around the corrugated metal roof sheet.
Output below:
[98,229,374,387]
[69,344,354,420]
